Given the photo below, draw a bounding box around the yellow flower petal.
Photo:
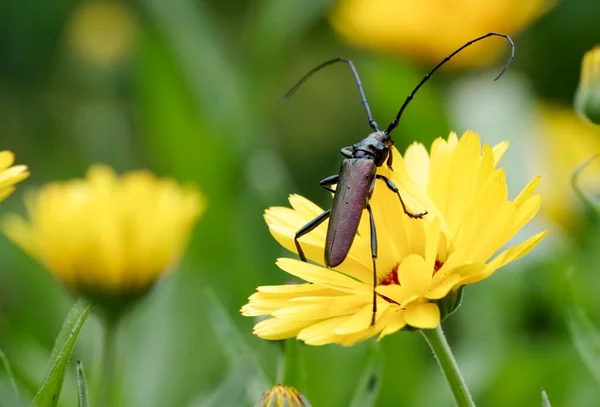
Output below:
[424,217,441,268]
[0,152,28,202]
[514,176,541,207]
[405,302,440,329]
[297,315,350,343]
[375,284,406,304]
[462,230,548,285]
[0,165,29,189]
[377,308,407,341]
[404,142,430,190]
[256,283,335,295]
[273,295,369,322]
[254,317,313,340]
[492,141,509,166]
[289,194,328,220]
[397,254,431,297]
[427,273,461,300]
[0,186,15,201]
[0,151,15,170]
[444,131,482,233]
[276,258,369,294]
[332,302,390,335]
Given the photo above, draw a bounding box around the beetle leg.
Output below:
[386,147,394,169]
[294,210,331,262]
[375,174,428,218]
[319,174,339,194]
[366,203,378,326]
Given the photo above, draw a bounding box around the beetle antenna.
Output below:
[279,58,379,131]
[386,32,515,135]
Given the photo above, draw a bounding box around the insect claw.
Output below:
[407,210,428,219]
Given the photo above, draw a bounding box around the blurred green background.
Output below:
[1,0,600,406]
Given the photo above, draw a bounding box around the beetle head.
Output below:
[353,131,392,166]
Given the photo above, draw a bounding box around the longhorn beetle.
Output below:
[282,32,515,326]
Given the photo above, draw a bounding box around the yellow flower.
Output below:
[0,151,29,201]
[3,165,204,307]
[575,46,600,125]
[330,0,552,68]
[535,104,600,229]
[242,131,546,346]
[255,385,311,407]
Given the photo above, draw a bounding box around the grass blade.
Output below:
[188,367,248,407]
[348,343,383,407]
[565,300,600,385]
[32,298,92,407]
[0,348,19,404]
[541,388,552,407]
[76,361,89,407]
[565,271,600,386]
[571,155,600,216]
[203,288,270,404]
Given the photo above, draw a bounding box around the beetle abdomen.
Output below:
[325,158,376,267]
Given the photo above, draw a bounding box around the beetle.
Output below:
[283,32,515,326]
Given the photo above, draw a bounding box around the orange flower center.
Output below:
[433,259,443,276]
[379,263,400,304]
[379,264,400,286]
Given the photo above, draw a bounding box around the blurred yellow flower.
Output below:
[3,165,204,306]
[255,385,311,407]
[330,0,552,68]
[242,132,545,346]
[575,46,600,125]
[0,151,29,201]
[65,0,137,68]
[535,104,600,229]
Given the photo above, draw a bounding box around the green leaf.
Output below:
[32,298,92,407]
[76,361,89,407]
[436,286,464,322]
[565,275,600,386]
[541,388,552,407]
[0,348,19,404]
[571,155,600,216]
[203,288,270,404]
[348,343,383,407]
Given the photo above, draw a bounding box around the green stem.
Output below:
[279,339,303,388]
[97,316,119,407]
[420,325,475,407]
[276,340,286,384]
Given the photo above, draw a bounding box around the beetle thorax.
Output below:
[352,131,392,166]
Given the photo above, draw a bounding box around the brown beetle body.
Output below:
[326,158,376,267]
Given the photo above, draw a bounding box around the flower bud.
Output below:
[255,385,311,407]
[575,46,600,125]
